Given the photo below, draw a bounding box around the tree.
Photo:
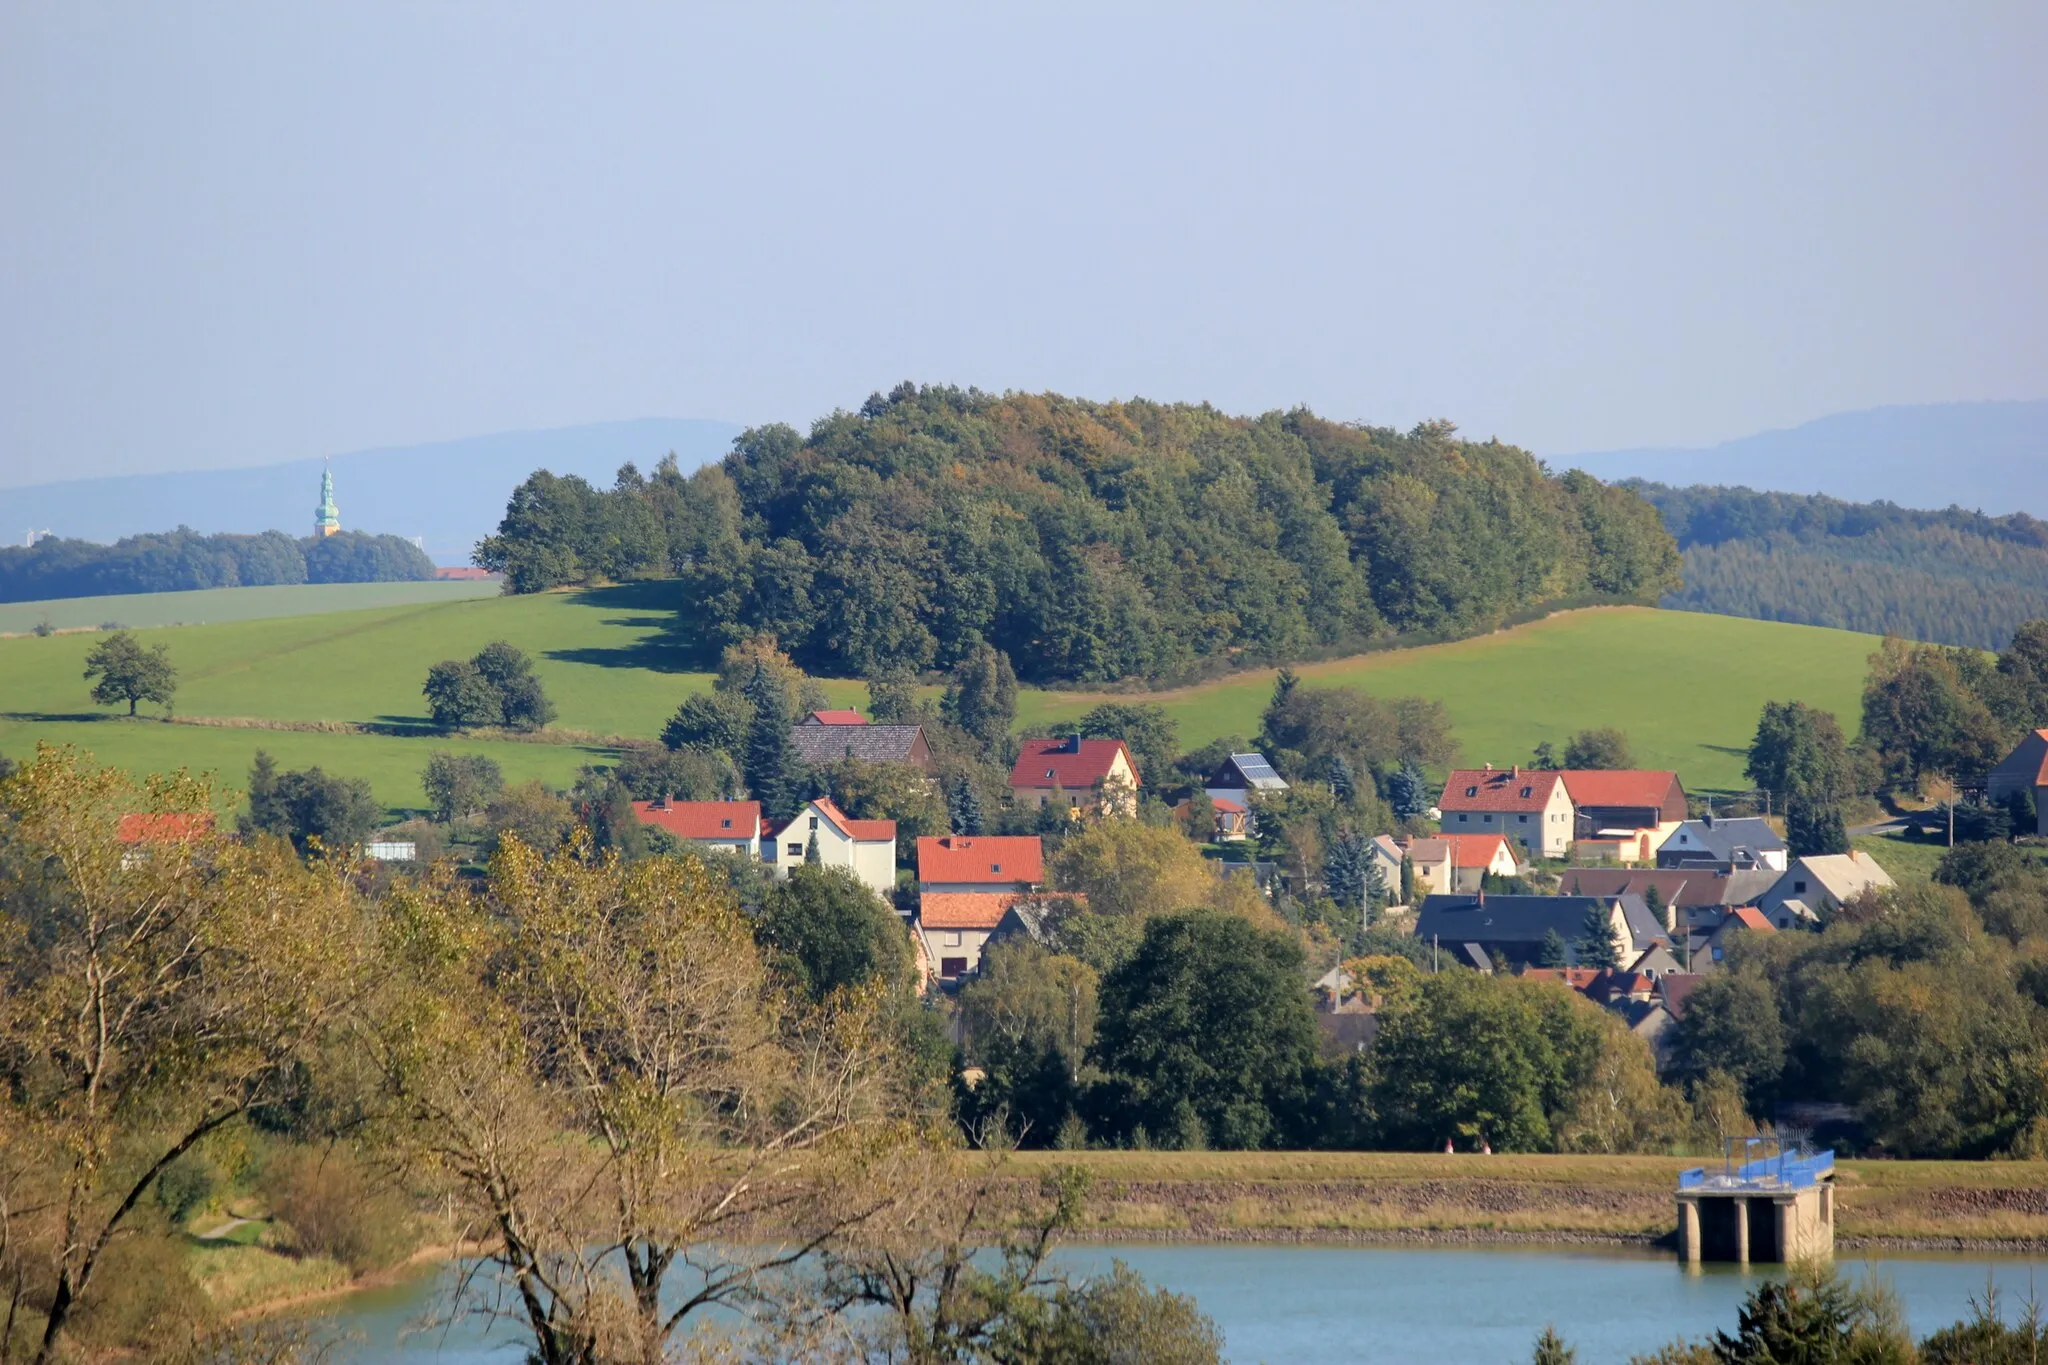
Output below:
[1530,741,1561,770]
[955,940,1100,1146]
[1531,1326,1577,1364]
[755,864,913,1001]
[942,642,1020,750]
[249,764,379,855]
[1365,971,1609,1151]
[240,747,281,837]
[420,751,505,822]
[1861,636,2008,791]
[1575,903,1623,969]
[0,748,363,1363]
[1641,883,1667,934]
[1386,760,1429,822]
[1327,753,1357,804]
[82,630,176,716]
[743,663,808,820]
[484,779,575,854]
[422,658,502,730]
[1051,821,1219,921]
[1539,928,1570,968]
[1090,909,1323,1148]
[1786,799,1850,858]
[365,838,912,1365]
[1668,972,1786,1115]
[1324,827,1367,913]
[471,640,556,731]
[951,776,988,836]
[1399,854,1417,906]
[1746,699,1859,812]
[662,688,754,754]
[1078,703,1179,790]
[1563,727,1632,770]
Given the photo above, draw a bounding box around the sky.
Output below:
[2,2,2044,488]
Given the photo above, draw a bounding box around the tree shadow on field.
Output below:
[1,710,129,723]
[542,581,709,675]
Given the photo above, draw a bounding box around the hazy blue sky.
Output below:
[3,2,2043,487]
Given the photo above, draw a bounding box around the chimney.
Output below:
[1512,764,1520,778]
[658,791,671,810]
[1067,734,1083,753]
[1703,810,1715,829]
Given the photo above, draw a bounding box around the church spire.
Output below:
[314,461,341,538]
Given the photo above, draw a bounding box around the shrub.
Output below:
[259,1147,412,1275]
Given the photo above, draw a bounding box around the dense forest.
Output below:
[1635,482,2048,649]
[0,527,437,604]
[478,385,1680,683]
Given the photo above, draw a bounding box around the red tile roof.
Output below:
[1726,907,1776,933]
[812,797,896,842]
[1446,834,1514,870]
[2032,729,2048,785]
[1211,797,1246,813]
[1559,770,1685,816]
[917,835,1043,885]
[116,812,215,843]
[631,800,761,840]
[1523,967,1603,989]
[1439,769,1564,813]
[804,710,867,725]
[1010,737,1139,790]
[919,892,1025,931]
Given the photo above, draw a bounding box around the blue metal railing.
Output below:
[1679,1138,1833,1191]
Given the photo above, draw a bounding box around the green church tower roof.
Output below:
[314,463,341,537]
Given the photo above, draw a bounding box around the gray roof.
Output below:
[1412,893,1665,952]
[1210,752,1289,791]
[789,724,926,766]
[1659,816,1785,869]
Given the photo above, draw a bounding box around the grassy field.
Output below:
[0,591,1878,813]
[0,578,500,634]
[1018,607,1878,794]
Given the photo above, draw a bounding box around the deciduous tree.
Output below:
[81,630,176,716]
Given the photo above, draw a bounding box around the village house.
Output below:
[1204,752,1290,807]
[1988,728,2048,836]
[116,811,215,868]
[1008,736,1141,816]
[631,798,763,858]
[1705,906,1777,964]
[1401,833,1523,896]
[761,797,897,898]
[1559,769,1688,862]
[1368,834,1404,898]
[1410,891,1665,972]
[1556,866,1782,937]
[1436,767,1575,859]
[1656,813,1788,873]
[788,710,936,775]
[910,835,1049,982]
[1754,851,1895,928]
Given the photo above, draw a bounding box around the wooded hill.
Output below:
[0,527,437,604]
[479,385,1680,684]
[1637,482,2048,650]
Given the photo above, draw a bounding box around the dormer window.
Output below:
[720,819,732,829]
[991,863,1002,873]
[1465,786,1478,797]
[1520,786,1532,798]
[1045,769,1057,779]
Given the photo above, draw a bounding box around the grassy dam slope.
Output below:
[0,587,1878,812]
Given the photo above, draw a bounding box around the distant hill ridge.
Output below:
[1560,399,2048,518]
[5,418,742,565]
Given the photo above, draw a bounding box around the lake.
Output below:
[315,1244,2048,1364]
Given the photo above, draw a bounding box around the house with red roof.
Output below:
[917,835,1044,894]
[116,811,216,868]
[1402,833,1524,895]
[763,797,897,898]
[802,709,868,726]
[1008,737,1140,816]
[1989,728,2048,837]
[1558,769,1688,860]
[1706,905,1776,965]
[631,799,762,858]
[1438,767,1575,858]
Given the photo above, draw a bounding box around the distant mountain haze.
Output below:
[1559,400,2048,517]
[3,418,741,565]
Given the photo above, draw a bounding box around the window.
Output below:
[1518,814,1528,824]
[787,842,803,857]
[809,816,819,831]
[940,957,969,978]
[1520,786,1532,798]
[720,818,732,829]
[1793,879,1807,893]
[945,931,962,946]
[1465,786,1478,797]
[1046,768,1057,779]
[1457,813,1468,823]
[991,863,1002,873]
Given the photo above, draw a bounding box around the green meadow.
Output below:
[0,585,1879,812]
[0,578,500,634]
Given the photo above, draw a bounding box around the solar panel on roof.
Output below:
[1231,754,1282,782]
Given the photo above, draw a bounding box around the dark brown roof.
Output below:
[789,723,930,767]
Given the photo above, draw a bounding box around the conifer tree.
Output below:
[1328,753,1357,804]
[1786,799,1850,858]
[950,778,987,836]
[1387,760,1429,822]
[1324,827,1366,910]
[743,664,805,820]
[1575,903,1623,969]
[1538,928,1570,969]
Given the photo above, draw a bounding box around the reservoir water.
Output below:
[316,1244,2048,1364]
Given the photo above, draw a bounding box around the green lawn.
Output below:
[0,593,1878,812]
[0,578,500,634]
[1019,606,1879,794]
